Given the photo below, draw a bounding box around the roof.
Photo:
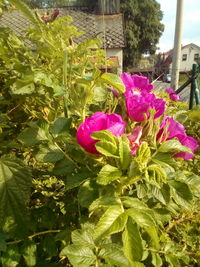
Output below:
[157,43,200,68]
[0,7,125,49]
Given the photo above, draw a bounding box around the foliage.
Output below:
[121,0,164,68]
[0,1,200,266]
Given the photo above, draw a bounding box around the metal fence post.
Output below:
[189,64,197,109]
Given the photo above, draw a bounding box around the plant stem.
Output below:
[7,229,61,245]
[54,142,79,168]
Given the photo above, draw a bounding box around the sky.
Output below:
[156,0,200,52]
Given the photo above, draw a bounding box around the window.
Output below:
[194,53,199,61]
[182,54,187,61]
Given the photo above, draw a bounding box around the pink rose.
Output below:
[76,112,126,154]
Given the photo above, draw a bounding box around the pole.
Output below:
[171,0,184,90]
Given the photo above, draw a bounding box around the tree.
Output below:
[121,0,164,68]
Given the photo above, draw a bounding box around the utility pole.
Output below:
[171,0,184,90]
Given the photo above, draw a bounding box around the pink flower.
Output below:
[76,112,126,154]
[128,126,143,155]
[158,116,199,159]
[165,88,180,102]
[126,92,165,122]
[121,73,153,96]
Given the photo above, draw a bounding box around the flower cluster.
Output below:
[121,73,165,122]
[158,116,199,159]
[76,74,198,160]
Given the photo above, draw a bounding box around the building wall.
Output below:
[106,48,123,74]
[169,44,200,72]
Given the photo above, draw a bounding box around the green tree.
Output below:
[121,0,164,68]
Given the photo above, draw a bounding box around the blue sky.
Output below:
[157,0,200,52]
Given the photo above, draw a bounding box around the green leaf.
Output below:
[101,73,125,93]
[89,195,121,212]
[99,243,129,267]
[66,170,93,190]
[97,165,122,185]
[78,180,98,208]
[52,158,76,176]
[60,245,96,267]
[119,136,132,170]
[165,254,180,267]
[71,228,95,249]
[152,153,177,169]
[92,130,117,145]
[0,156,32,228]
[121,197,148,210]
[51,117,72,136]
[169,180,193,208]
[158,139,192,153]
[94,206,124,242]
[95,141,118,158]
[42,234,57,257]
[11,0,39,25]
[127,208,159,249]
[145,164,167,187]
[21,241,37,267]
[18,126,49,146]
[151,184,170,205]
[151,252,162,267]
[1,244,21,267]
[136,142,151,170]
[122,218,143,262]
[11,80,35,95]
[0,232,7,252]
[35,144,64,163]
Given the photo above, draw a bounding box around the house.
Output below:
[0,0,125,73]
[156,43,200,74]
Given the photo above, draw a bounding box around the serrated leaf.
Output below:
[100,243,129,267]
[71,229,95,249]
[169,180,193,208]
[151,252,162,267]
[0,156,32,228]
[35,144,64,163]
[122,218,143,262]
[94,206,124,242]
[21,241,37,267]
[152,153,177,169]
[51,117,72,136]
[119,136,132,170]
[101,73,125,93]
[92,130,117,145]
[95,140,118,158]
[158,139,191,153]
[146,164,167,187]
[121,197,148,210]
[97,165,122,185]
[151,184,170,205]
[127,208,159,249]
[60,245,96,267]
[89,195,121,212]
[136,142,151,170]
